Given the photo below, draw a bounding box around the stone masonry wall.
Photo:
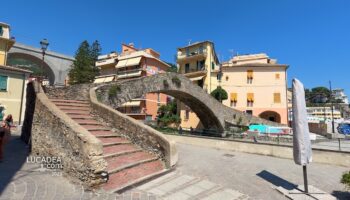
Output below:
[90,87,178,168]
[23,82,107,187]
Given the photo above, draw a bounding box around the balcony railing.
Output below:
[95,58,117,67]
[177,49,207,60]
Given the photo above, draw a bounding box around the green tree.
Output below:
[341,171,350,189]
[68,40,100,84]
[210,86,228,102]
[166,62,178,73]
[157,100,181,126]
[90,40,102,61]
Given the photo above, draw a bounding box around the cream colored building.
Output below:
[221,53,289,124]
[176,41,220,129]
[0,22,31,123]
[306,107,342,121]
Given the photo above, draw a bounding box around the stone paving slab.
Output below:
[134,172,248,200]
[276,185,337,200]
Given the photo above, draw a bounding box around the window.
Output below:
[185,63,190,73]
[275,73,280,79]
[211,62,215,70]
[246,110,253,115]
[185,109,190,120]
[0,76,8,91]
[199,45,204,54]
[0,26,3,36]
[186,48,190,57]
[226,76,229,81]
[247,70,253,84]
[274,93,281,103]
[230,92,238,107]
[247,93,254,107]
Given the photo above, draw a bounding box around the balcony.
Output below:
[95,57,117,67]
[177,49,207,62]
[117,68,144,79]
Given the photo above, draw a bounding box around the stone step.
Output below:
[74,119,101,125]
[67,113,93,118]
[53,102,90,107]
[50,99,89,104]
[81,125,108,130]
[103,149,142,159]
[103,141,131,147]
[102,160,165,193]
[103,144,138,155]
[106,151,157,174]
[57,106,91,111]
[63,110,90,115]
[99,137,129,144]
[90,130,118,136]
[95,134,122,138]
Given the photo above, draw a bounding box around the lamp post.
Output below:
[329,81,335,133]
[40,38,49,84]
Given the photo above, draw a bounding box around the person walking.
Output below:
[0,122,10,162]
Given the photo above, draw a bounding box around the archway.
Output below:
[7,52,56,84]
[259,111,281,123]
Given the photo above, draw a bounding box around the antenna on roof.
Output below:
[229,49,235,59]
[188,39,192,45]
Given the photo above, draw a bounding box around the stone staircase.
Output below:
[49,98,167,193]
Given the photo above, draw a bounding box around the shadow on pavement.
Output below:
[332,190,350,200]
[256,170,297,190]
[0,134,29,195]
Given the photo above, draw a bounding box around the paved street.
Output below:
[172,143,350,200]
[1,130,349,199]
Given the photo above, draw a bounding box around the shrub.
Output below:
[341,171,350,189]
[108,85,120,98]
[163,79,169,88]
[171,77,181,87]
[210,86,228,102]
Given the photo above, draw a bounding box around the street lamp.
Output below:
[40,38,49,83]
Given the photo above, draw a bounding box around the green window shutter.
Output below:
[211,62,214,70]
[0,26,3,36]
[0,76,8,91]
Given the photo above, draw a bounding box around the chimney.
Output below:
[128,43,134,48]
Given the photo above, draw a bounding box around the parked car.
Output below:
[337,123,350,135]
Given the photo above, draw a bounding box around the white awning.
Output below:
[190,75,205,81]
[94,77,106,83]
[117,71,142,79]
[94,75,115,83]
[121,101,141,107]
[104,76,114,82]
[116,57,142,68]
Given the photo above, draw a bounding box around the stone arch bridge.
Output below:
[96,73,282,132]
[8,43,74,85]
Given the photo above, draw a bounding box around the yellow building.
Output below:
[0,22,15,66]
[176,41,220,129]
[0,22,31,123]
[221,53,289,124]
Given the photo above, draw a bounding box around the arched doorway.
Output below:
[7,53,56,85]
[259,111,281,123]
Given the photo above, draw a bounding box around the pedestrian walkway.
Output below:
[0,131,247,200]
[128,171,248,200]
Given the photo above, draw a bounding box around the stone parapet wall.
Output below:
[45,83,93,101]
[90,86,178,168]
[23,82,107,187]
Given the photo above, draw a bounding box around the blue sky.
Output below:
[1,0,349,93]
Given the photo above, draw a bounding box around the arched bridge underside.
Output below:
[96,73,282,132]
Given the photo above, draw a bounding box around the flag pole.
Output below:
[303,165,309,193]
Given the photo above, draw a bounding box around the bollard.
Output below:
[338,138,341,151]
